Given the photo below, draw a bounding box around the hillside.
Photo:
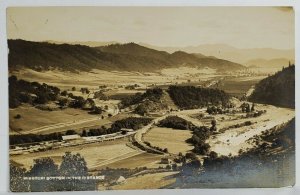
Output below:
[8,39,245,73]
[249,65,295,108]
[168,85,230,109]
[140,43,295,64]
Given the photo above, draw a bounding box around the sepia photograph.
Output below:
[7,6,295,191]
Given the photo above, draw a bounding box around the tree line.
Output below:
[9,76,60,108]
[10,152,98,192]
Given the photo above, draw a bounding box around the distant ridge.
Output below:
[139,43,295,64]
[8,39,245,73]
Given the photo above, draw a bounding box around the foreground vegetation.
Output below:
[10,152,98,192]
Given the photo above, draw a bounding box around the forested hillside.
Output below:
[249,65,295,108]
[168,86,230,109]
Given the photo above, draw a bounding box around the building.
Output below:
[62,134,81,141]
[121,128,134,134]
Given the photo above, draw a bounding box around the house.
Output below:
[62,134,81,141]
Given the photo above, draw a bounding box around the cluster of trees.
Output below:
[240,102,255,113]
[120,88,163,108]
[245,110,266,118]
[158,116,194,130]
[168,86,230,109]
[9,76,60,108]
[9,76,104,115]
[80,87,90,94]
[206,106,233,115]
[81,126,119,137]
[93,91,108,100]
[10,152,98,192]
[81,117,153,137]
[219,121,252,133]
[10,133,63,145]
[186,121,218,155]
[125,84,140,90]
[249,65,295,108]
[179,152,202,176]
[111,117,152,131]
[144,141,168,153]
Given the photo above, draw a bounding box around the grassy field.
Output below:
[143,127,193,155]
[99,153,162,169]
[212,76,265,98]
[9,105,112,134]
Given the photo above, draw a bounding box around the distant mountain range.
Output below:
[8,39,245,73]
[246,58,294,69]
[139,43,295,65]
[44,40,294,68]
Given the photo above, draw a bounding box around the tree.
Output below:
[72,87,76,91]
[28,157,58,191]
[209,151,218,159]
[210,119,217,132]
[251,103,255,112]
[59,152,88,176]
[58,98,68,107]
[82,130,87,137]
[14,114,21,119]
[61,90,68,96]
[65,130,76,135]
[246,104,251,113]
[29,157,58,177]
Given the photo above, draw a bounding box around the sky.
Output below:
[6,6,294,49]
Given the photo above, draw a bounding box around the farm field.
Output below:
[9,105,112,134]
[10,138,143,170]
[99,152,162,169]
[211,76,266,98]
[12,68,225,90]
[143,127,193,155]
